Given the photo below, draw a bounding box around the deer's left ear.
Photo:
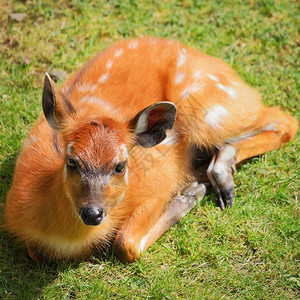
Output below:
[42,73,76,130]
[129,101,177,148]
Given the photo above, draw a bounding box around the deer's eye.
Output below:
[67,157,77,170]
[115,161,126,174]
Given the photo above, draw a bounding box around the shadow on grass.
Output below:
[0,155,47,297]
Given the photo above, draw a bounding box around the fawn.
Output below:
[4,38,298,263]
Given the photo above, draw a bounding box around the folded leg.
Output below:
[114,182,207,262]
[205,107,298,209]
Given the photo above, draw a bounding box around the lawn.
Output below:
[0,0,299,299]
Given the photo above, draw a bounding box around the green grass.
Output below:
[0,0,299,298]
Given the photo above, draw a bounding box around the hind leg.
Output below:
[207,145,236,210]
[206,107,298,209]
[234,107,298,163]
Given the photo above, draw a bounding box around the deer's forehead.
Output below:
[65,121,128,168]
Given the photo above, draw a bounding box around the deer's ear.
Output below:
[42,73,76,130]
[129,101,177,148]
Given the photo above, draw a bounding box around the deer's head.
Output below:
[42,74,176,226]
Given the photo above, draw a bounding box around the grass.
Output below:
[0,0,299,299]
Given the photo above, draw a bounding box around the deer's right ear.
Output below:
[42,73,76,130]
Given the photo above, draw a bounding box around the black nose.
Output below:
[80,205,105,226]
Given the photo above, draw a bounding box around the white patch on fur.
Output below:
[175,72,185,85]
[216,83,227,92]
[128,41,138,49]
[207,74,220,82]
[98,72,109,83]
[181,81,202,97]
[226,87,238,99]
[114,48,124,57]
[139,236,147,253]
[121,144,128,159]
[205,105,230,128]
[124,168,129,184]
[66,142,74,156]
[76,81,97,93]
[216,83,238,99]
[193,70,203,78]
[80,96,119,114]
[262,122,277,132]
[230,81,240,86]
[24,134,37,148]
[159,129,177,145]
[112,154,120,167]
[177,49,186,67]
[106,59,113,69]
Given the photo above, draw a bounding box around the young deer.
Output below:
[4,38,298,263]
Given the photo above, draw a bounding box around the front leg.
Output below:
[114,182,207,262]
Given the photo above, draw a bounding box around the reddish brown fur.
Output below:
[4,37,298,263]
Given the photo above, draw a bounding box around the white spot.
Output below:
[177,49,186,67]
[98,72,109,83]
[80,96,119,114]
[182,81,202,97]
[121,144,128,159]
[139,236,147,253]
[76,81,96,93]
[174,72,185,85]
[216,83,227,92]
[159,129,177,145]
[106,59,113,69]
[66,142,74,156]
[226,87,238,99]
[216,83,237,99]
[113,144,129,169]
[124,168,129,184]
[114,48,124,57]
[24,134,37,148]
[128,41,138,49]
[193,70,203,78]
[207,74,220,82]
[205,105,230,128]
[262,122,277,132]
[230,81,240,86]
